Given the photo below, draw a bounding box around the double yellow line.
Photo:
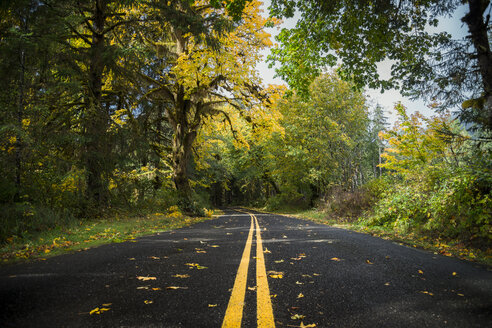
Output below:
[222,214,275,328]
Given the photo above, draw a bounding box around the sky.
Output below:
[256,1,470,125]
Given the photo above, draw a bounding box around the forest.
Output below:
[0,0,490,261]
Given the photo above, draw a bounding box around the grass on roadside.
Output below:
[257,207,492,267]
[1,212,215,265]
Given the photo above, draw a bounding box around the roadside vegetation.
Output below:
[1,1,490,265]
[1,207,213,264]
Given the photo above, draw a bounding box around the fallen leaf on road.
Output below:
[149,256,160,260]
[102,303,112,307]
[152,288,161,291]
[330,257,341,261]
[291,314,305,320]
[264,248,271,254]
[270,274,283,279]
[185,263,208,269]
[418,270,424,274]
[297,293,304,298]
[137,276,156,281]
[457,293,464,297]
[166,286,188,290]
[271,294,277,298]
[268,270,283,275]
[89,307,110,315]
[128,258,136,260]
[300,323,316,328]
[196,250,207,253]
[248,286,257,291]
[295,281,303,285]
[301,274,312,278]
[384,282,390,286]
[452,272,457,276]
[274,259,284,263]
[137,286,149,290]
[420,291,434,296]
[210,245,220,248]
[313,273,320,276]
[172,274,190,278]
[366,260,374,264]
[144,300,153,304]
[208,304,217,307]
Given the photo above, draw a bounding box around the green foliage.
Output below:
[0,203,77,244]
[268,0,492,132]
[364,105,491,246]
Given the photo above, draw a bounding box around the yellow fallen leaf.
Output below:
[366,260,374,264]
[274,259,284,263]
[208,304,217,307]
[144,300,153,304]
[384,282,390,286]
[457,293,464,297]
[172,274,190,278]
[102,303,112,307]
[149,256,160,260]
[264,248,271,254]
[291,314,305,320]
[313,273,320,276]
[452,272,457,276]
[152,288,161,291]
[89,307,100,315]
[297,293,304,298]
[166,286,188,290]
[418,270,424,274]
[248,286,257,291]
[89,306,110,315]
[137,286,149,290]
[210,245,220,248]
[330,257,341,261]
[196,250,206,253]
[137,276,156,281]
[295,281,303,285]
[270,294,277,298]
[300,322,316,328]
[128,258,136,260]
[269,274,283,279]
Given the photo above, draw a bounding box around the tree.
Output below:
[274,73,369,199]
[139,0,278,209]
[268,0,492,132]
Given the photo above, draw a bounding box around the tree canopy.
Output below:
[268,0,492,132]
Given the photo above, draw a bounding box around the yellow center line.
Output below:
[254,214,276,327]
[222,216,254,328]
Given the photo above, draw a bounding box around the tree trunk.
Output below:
[14,26,26,202]
[463,0,492,130]
[169,94,198,210]
[84,0,109,208]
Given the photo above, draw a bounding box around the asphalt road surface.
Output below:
[1,208,491,327]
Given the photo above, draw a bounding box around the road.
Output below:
[1,208,491,327]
